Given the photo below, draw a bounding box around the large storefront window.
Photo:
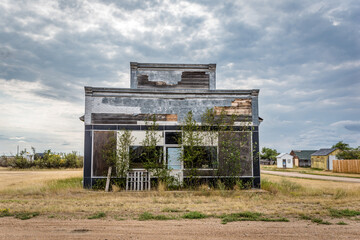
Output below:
[129,146,163,168]
[183,146,217,169]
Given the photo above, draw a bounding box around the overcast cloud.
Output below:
[0,0,359,154]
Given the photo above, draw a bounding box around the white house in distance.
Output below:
[277,153,293,168]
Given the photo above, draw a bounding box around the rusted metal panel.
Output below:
[93,131,116,177]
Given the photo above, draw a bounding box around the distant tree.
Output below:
[260,147,278,161]
[336,150,360,160]
[332,141,351,151]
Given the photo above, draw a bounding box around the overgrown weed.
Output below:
[138,212,174,221]
[14,211,40,220]
[220,211,289,224]
[329,208,360,218]
[162,208,182,212]
[337,221,348,225]
[0,209,12,217]
[182,211,207,219]
[88,212,106,219]
[311,218,331,225]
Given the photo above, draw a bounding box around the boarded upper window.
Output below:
[136,71,209,89]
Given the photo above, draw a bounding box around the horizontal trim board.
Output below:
[86,124,258,132]
[85,87,259,96]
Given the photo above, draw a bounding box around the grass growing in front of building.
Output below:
[14,211,40,220]
[88,212,106,219]
[138,212,174,221]
[182,211,207,219]
[0,169,360,225]
[219,212,289,224]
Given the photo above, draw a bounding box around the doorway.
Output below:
[166,147,181,170]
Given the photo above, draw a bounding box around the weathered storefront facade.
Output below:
[82,63,261,188]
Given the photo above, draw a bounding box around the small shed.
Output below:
[311,148,341,170]
[290,150,316,167]
[276,153,293,168]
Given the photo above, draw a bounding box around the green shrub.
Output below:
[182,211,207,219]
[311,218,331,225]
[220,211,289,224]
[138,212,174,221]
[88,212,106,219]
[12,155,32,168]
[0,155,10,167]
[299,214,312,220]
[0,209,12,217]
[15,212,40,220]
[329,209,360,218]
[337,221,348,225]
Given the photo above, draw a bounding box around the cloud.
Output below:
[331,120,360,132]
[0,0,359,153]
[9,136,26,140]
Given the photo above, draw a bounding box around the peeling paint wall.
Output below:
[86,96,253,124]
[130,62,216,90]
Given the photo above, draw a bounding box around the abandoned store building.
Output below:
[82,62,261,189]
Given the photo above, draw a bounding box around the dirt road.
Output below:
[262,170,360,183]
[1,217,360,240]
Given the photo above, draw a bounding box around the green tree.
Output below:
[332,141,351,151]
[260,147,278,161]
[102,130,134,192]
[141,115,172,186]
[116,130,134,177]
[142,115,163,170]
[336,150,360,159]
[181,111,203,180]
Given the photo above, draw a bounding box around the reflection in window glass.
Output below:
[183,146,217,169]
[129,146,163,168]
[165,132,182,144]
[167,147,181,170]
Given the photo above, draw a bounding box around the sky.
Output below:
[0,0,359,155]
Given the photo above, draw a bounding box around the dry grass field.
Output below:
[261,165,360,178]
[1,168,360,239]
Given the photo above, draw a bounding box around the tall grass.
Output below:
[43,177,83,193]
[261,178,303,195]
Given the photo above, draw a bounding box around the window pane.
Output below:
[167,147,181,170]
[183,146,217,169]
[129,146,163,168]
[165,132,182,144]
